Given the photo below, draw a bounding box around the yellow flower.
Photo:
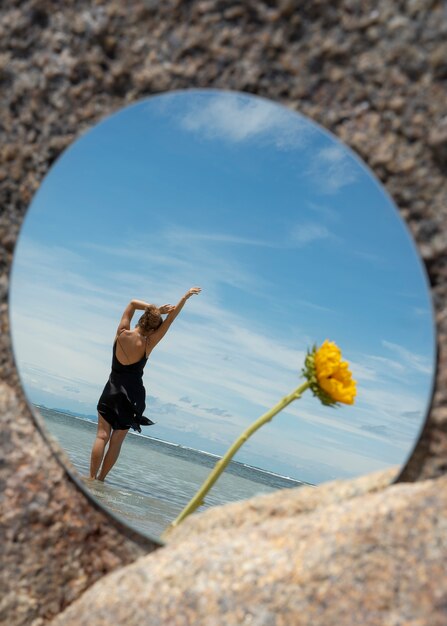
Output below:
[167,339,357,531]
[302,340,356,406]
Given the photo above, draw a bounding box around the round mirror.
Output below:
[10,89,436,540]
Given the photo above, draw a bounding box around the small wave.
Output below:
[180,446,220,459]
[131,432,181,448]
[237,462,311,485]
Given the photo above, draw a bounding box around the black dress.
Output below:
[97,339,155,433]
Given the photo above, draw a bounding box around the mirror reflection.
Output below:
[10,89,436,539]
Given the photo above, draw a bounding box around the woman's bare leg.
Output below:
[89,414,112,479]
[97,428,129,481]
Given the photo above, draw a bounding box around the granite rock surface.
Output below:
[51,472,447,626]
[164,467,397,543]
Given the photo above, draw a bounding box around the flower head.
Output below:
[302,340,356,406]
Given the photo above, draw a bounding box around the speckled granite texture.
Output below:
[1,0,446,624]
[163,467,398,543]
[51,472,447,626]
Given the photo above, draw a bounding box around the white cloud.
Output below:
[306,144,358,194]
[355,385,427,425]
[413,307,431,318]
[366,355,406,375]
[168,92,314,150]
[290,222,334,246]
[307,201,340,222]
[164,227,274,248]
[382,340,433,375]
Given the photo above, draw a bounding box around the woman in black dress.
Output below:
[89,287,201,481]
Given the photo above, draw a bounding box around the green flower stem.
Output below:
[164,380,311,535]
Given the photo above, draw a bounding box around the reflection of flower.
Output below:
[303,340,356,406]
[164,339,356,535]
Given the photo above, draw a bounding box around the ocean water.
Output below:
[37,406,310,538]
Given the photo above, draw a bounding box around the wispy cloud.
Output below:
[165,224,341,255]
[160,91,314,150]
[413,307,431,318]
[366,355,406,375]
[164,227,274,248]
[307,201,340,222]
[294,299,337,314]
[289,222,335,246]
[176,394,231,418]
[63,385,80,394]
[401,410,426,420]
[382,340,433,375]
[348,347,433,427]
[306,144,358,194]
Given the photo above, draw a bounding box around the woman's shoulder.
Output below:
[118,329,146,348]
[116,328,134,339]
[114,328,126,342]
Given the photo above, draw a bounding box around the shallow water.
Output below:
[38,406,309,538]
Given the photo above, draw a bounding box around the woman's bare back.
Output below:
[115,329,151,365]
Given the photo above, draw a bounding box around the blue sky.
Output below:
[10,89,436,484]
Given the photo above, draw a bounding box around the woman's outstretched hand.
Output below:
[185,287,201,299]
[159,304,175,314]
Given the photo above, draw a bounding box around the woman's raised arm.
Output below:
[149,287,201,348]
[116,299,155,336]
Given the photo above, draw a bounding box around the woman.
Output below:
[89,286,201,481]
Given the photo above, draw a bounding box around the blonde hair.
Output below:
[137,305,162,333]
